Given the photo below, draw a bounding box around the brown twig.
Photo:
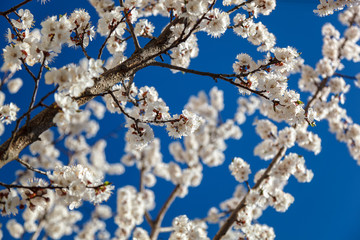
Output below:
[149,61,270,100]
[119,1,141,52]
[226,0,256,14]
[16,158,47,175]
[150,184,181,240]
[0,0,33,16]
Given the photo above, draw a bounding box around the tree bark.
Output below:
[0,17,185,168]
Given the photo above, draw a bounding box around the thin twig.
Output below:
[3,14,23,41]
[150,184,180,240]
[226,0,256,14]
[304,77,328,113]
[26,56,47,125]
[16,158,47,175]
[97,19,127,59]
[334,72,357,80]
[0,0,33,16]
[108,90,184,124]
[120,1,141,51]
[74,27,91,60]
[149,61,270,100]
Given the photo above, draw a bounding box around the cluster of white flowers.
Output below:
[17,193,82,240]
[48,164,114,209]
[231,48,314,125]
[243,0,276,17]
[180,87,242,167]
[200,8,230,38]
[119,88,244,202]
[0,102,19,125]
[43,205,83,239]
[272,153,314,182]
[114,186,154,239]
[104,82,202,149]
[314,0,360,16]
[76,205,112,240]
[134,19,155,37]
[97,6,127,54]
[233,14,276,51]
[241,223,276,240]
[235,96,261,124]
[6,219,24,239]
[68,9,96,48]
[2,7,96,74]
[45,58,103,97]
[121,138,161,185]
[254,119,321,160]
[169,215,209,240]
[132,227,150,240]
[0,189,20,216]
[53,109,99,137]
[229,157,251,182]
[169,25,199,69]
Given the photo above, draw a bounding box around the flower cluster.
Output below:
[169,215,209,240]
[254,119,321,160]
[75,205,112,240]
[0,189,20,216]
[232,14,276,51]
[48,164,114,209]
[104,82,202,149]
[169,24,199,69]
[229,157,251,183]
[45,58,103,98]
[134,19,155,37]
[114,186,154,239]
[0,103,19,125]
[200,8,230,38]
[314,0,360,16]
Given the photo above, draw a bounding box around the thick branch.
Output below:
[213,147,287,240]
[0,18,186,169]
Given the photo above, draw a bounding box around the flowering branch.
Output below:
[213,147,287,240]
[149,61,270,100]
[97,15,127,59]
[0,15,187,168]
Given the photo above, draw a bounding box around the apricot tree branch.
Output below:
[213,146,287,240]
[0,17,188,169]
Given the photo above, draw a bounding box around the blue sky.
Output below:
[1,1,360,239]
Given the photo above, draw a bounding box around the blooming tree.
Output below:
[1,0,360,239]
